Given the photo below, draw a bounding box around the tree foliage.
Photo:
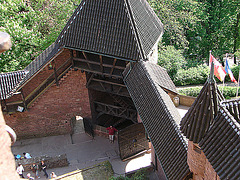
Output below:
[0,0,80,72]
[157,45,186,79]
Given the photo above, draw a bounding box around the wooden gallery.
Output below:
[1,0,240,180]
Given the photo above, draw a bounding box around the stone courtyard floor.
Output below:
[12,133,158,179]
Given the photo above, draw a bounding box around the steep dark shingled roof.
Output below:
[180,80,224,143]
[57,0,163,61]
[199,106,240,179]
[143,62,177,93]
[123,61,189,180]
[0,71,28,100]
[19,42,62,87]
[221,99,240,124]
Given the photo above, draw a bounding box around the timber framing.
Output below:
[94,101,137,123]
[72,50,128,79]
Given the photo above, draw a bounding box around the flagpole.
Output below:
[236,69,240,97]
[222,53,227,94]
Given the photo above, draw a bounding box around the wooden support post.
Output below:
[99,55,103,73]
[53,60,59,86]
[82,52,92,70]
[70,50,74,67]
[110,59,117,75]
[1,99,8,112]
[20,89,28,111]
[86,74,94,88]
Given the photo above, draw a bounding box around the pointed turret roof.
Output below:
[180,70,224,143]
[199,105,240,179]
[57,0,163,61]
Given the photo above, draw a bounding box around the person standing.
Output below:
[40,161,48,178]
[16,163,24,178]
[31,163,40,178]
[106,126,118,143]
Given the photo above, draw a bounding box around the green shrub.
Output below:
[174,65,209,86]
[158,45,186,79]
[178,86,240,99]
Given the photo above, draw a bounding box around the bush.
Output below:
[174,65,209,86]
[178,86,240,99]
[158,45,186,79]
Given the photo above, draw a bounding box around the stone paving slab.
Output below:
[12,134,153,179]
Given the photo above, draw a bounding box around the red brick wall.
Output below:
[5,49,71,104]
[4,69,91,139]
[150,143,167,180]
[187,141,220,180]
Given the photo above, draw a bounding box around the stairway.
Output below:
[110,94,132,109]
[28,67,73,108]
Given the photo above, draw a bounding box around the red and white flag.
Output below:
[209,54,226,81]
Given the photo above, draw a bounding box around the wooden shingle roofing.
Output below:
[221,99,240,123]
[123,61,190,180]
[57,0,163,61]
[199,106,240,179]
[0,71,28,100]
[180,80,224,143]
[20,42,62,87]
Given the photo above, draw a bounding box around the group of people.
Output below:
[15,152,32,160]
[16,160,57,179]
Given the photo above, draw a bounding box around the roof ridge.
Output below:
[124,0,145,59]
[57,0,86,45]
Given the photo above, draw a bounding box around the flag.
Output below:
[209,54,226,81]
[225,58,237,84]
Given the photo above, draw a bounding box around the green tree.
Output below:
[148,0,199,50]
[0,0,80,72]
[158,45,186,79]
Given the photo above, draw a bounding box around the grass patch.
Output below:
[57,161,114,180]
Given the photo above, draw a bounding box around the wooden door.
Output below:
[118,123,149,161]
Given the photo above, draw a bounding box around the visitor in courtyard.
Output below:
[27,173,35,180]
[50,172,57,178]
[106,125,118,143]
[23,152,32,159]
[40,160,48,178]
[31,163,40,178]
[16,163,24,178]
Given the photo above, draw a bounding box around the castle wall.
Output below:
[187,141,220,180]
[4,50,91,139]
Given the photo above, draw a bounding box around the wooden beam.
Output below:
[20,89,28,111]
[82,52,92,70]
[86,74,94,88]
[99,55,103,73]
[73,66,123,79]
[73,57,125,70]
[70,50,74,66]
[92,78,126,87]
[53,60,59,86]
[99,82,106,91]
[110,58,117,75]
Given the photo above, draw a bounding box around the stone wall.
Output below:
[15,154,68,171]
[179,94,196,107]
[4,59,91,139]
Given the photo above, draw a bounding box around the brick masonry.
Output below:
[187,141,220,180]
[4,58,91,139]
